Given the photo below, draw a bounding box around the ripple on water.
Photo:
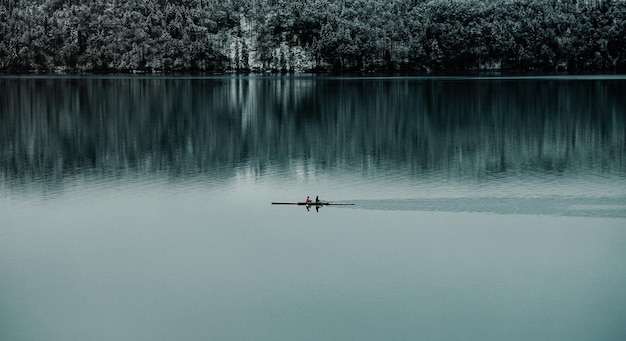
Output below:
[347,197,626,218]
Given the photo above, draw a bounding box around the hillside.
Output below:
[1,0,625,72]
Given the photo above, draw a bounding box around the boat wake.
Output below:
[344,197,626,218]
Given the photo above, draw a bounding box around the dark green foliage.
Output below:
[1,0,625,72]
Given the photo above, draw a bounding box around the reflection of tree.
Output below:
[1,77,624,186]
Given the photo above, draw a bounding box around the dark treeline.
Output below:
[1,0,625,72]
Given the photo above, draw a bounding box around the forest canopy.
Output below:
[1,0,625,72]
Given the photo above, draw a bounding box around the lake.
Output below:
[1,75,625,341]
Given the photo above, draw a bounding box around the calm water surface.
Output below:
[1,75,626,340]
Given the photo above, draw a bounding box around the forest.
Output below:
[1,0,625,72]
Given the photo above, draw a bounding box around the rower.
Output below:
[315,196,319,204]
[306,196,311,204]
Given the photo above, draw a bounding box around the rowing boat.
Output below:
[271,202,354,206]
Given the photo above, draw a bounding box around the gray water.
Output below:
[1,75,625,340]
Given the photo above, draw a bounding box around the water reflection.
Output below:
[2,77,626,341]
[1,76,625,199]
